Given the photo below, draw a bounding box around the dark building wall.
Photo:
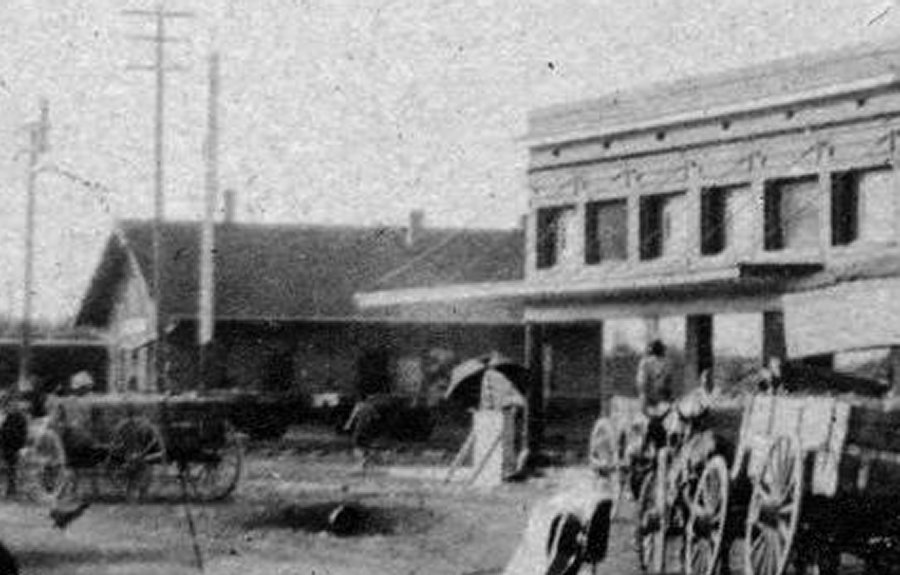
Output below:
[0,344,108,392]
[164,321,524,400]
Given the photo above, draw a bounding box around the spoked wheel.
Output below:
[744,435,802,575]
[107,418,166,502]
[636,458,668,573]
[686,455,730,575]
[546,512,584,575]
[589,418,624,517]
[180,424,243,502]
[20,428,68,503]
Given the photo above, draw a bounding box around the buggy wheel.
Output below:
[107,418,166,502]
[181,424,243,502]
[545,512,584,575]
[589,418,623,517]
[635,464,667,573]
[21,428,67,503]
[686,455,730,575]
[744,435,802,575]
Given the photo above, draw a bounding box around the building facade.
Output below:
[521,40,900,407]
[360,41,900,444]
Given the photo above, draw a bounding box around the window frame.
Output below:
[585,197,628,265]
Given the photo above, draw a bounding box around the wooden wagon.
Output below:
[684,389,900,575]
[48,394,243,502]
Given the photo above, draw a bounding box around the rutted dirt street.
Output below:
[0,429,644,575]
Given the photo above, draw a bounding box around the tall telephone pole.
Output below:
[199,52,220,390]
[123,4,193,391]
[18,99,50,391]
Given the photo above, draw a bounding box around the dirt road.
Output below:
[0,445,643,575]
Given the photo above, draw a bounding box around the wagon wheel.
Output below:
[744,435,802,575]
[545,512,585,575]
[686,455,730,575]
[21,428,68,503]
[636,449,671,573]
[107,418,166,502]
[181,424,243,502]
[589,418,624,518]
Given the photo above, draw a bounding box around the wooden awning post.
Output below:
[524,322,544,455]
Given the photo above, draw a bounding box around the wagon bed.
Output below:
[686,389,900,575]
[48,393,243,502]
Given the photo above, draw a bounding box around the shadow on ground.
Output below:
[243,500,439,537]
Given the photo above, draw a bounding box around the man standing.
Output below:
[635,340,673,414]
[635,340,673,451]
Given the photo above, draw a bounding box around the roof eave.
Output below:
[522,73,900,150]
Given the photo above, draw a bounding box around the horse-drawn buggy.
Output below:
[592,360,900,575]
[45,393,244,502]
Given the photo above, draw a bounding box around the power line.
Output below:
[122,4,194,392]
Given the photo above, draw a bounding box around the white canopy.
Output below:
[784,277,900,357]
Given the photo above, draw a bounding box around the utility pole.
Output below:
[18,99,50,392]
[199,52,220,391]
[123,4,193,392]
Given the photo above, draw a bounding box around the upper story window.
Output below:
[701,184,752,256]
[536,205,577,269]
[832,167,895,246]
[764,176,819,251]
[640,192,686,260]
[585,199,627,264]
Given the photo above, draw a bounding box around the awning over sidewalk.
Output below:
[356,260,820,316]
[784,277,900,357]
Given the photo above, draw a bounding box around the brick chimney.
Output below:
[222,189,237,223]
[406,209,425,247]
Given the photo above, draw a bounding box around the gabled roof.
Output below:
[527,37,900,144]
[75,219,523,327]
[370,227,524,291]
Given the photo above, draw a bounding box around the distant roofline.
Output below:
[523,73,899,149]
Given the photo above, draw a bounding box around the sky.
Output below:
[0,0,899,321]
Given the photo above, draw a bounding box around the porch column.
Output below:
[594,321,605,415]
[685,314,713,389]
[762,310,786,365]
[524,322,545,454]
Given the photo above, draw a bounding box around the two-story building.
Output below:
[359,39,900,440]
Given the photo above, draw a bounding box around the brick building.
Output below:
[359,40,900,439]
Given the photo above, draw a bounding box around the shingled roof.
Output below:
[75,219,523,327]
[528,37,900,143]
